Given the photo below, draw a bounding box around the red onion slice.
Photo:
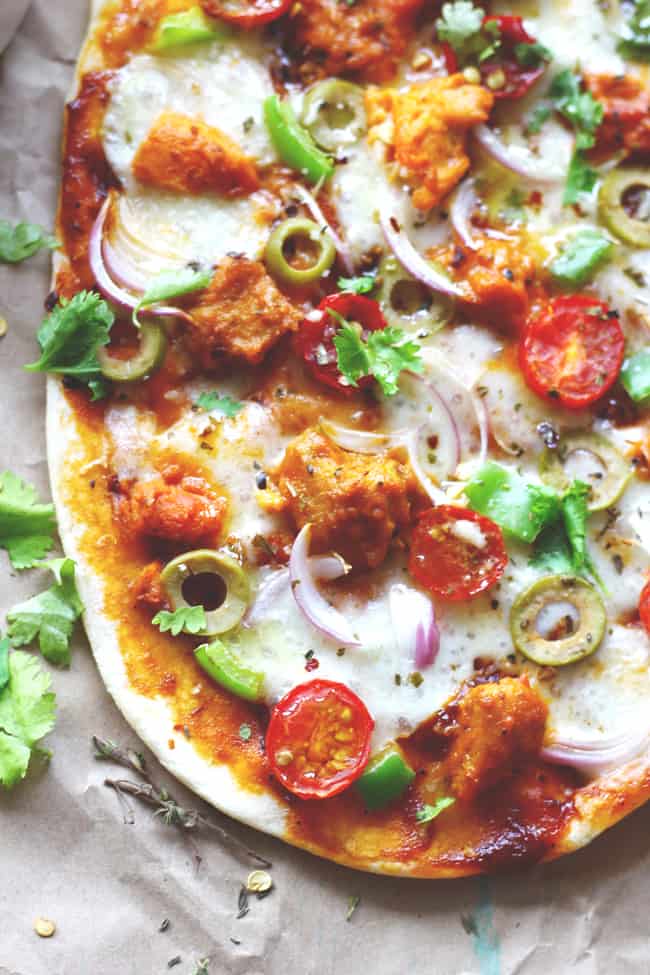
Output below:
[474,124,564,183]
[289,525,360,646]
[449,178,479,250]
[102,235,148,292]
[541,728,649,777]
[245,554,349,627]
[293,184,354,275]
[320,419,403,455]
[389,583,440,669]
[379,208,465,299]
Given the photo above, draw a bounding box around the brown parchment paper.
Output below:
[2,4,650,973]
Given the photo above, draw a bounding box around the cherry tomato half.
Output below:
[266,679,374,799]
[201,0,291,29]
[441,16,548,100]
[295,292,388,394]
[408,506,508,601]
[639,580,650,634]
[519,296,625,411]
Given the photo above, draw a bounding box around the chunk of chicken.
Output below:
[366,76,494,210]
[132,111,259,197]
[263,427,419,570]
[584,73,650,157]
[445,677,548,801]
[184,256,302,368]
[289,0,425,84]
[120,468,227,543]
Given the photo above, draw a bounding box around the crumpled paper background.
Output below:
[2,3,650,973]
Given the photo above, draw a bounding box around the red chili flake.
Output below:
[305,658,320,672]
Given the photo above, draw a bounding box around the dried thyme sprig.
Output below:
[93,736,271,868]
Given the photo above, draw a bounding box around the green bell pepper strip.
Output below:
[264,95,334,185]
[355,745,415,811]
[465,461,559,543]
[549,229,613,286]
[621,349,650,403]
[195,640,264,702]
[150,6,229,51]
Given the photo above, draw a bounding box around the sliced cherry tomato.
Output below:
[639,579,650,634]
[481,16,547,100]
[441,42,458,74]
[266,679,374,799]
[200,0,291,29]
[295,292,387,394]
[408,506,507,601]
[519,295,625,411]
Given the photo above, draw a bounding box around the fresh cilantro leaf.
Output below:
[563,153,599,205]
[416,796,455,823]
[618,0,650,59]
[530,480,598,579]
[333,321,423,396]
[134,266,211,325]
[530,517,574,573]
[525,102,552,134]
[195,392,243,417]
[0,471,56,570]
[25,291,114,398]
[0,638,9,693]
[550,229,613,285]
[514,41,552,67]
[152,606,207,636]
[0,221,58,264]
[336,274,375,295]
[561,480,590,572]
[0,650,56,788]
[7,558,84,667]
[435,0,499,62]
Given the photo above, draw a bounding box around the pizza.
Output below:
[42,0,650,876]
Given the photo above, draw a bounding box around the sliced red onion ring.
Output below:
[379,208,465,299]
[423,361,487,475]
[102,235,148,292]
[405,430,450,505]
[389,583,440,670]
[293,184,354,275]
[541,728,649,777]
[320,419,403,455]
[474,124,564,183]
[449,178,479,250]
[289,525,360,645]
[245,554,349,628]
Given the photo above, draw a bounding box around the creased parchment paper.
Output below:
[2,4,650,973]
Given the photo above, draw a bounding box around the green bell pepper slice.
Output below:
[465,461,559,543]
[355,745,415,811]
[264,95,334,185]
[621,348,650,403]
[549,229,613,286]
[195,640,264,702]
[150,6,229,51]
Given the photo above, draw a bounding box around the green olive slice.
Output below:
[510,575,606,666]
[160,549,250,635]
[301,79,366,152]
[598,168,650,248]
[539,432,631,511]
[97,319,168,383]
[374,255,454,335]
[265,217,336,285]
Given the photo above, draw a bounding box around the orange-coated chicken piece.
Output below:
[366,76,494,210]
[132,112,260,197]
[185,256,302,368]
[445,678,548,801]
[263,427,419,571]
[121,468,227,543]
[585,73,650,157]
[427,233,537,330]
[290,0,425,84]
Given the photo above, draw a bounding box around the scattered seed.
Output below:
[237,885,250,919]
[35,918,56,938]
[246,870,273,895]
[167,956,182,969]
[346,896,360,922]
[159,918,170,933]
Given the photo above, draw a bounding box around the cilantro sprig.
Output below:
[337,274,375,295]
[549,70,603,205]
[617,0,650,59]
[152,606,207,636]
[195,392,243,417]
[435,1,501,63]
[0,471,56,570]
[7,558,84,668]
[0,221,58,264]
[331,313,423,396]
[531,480,601,583]
[25,291,115,401]
[0,647,57,789]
